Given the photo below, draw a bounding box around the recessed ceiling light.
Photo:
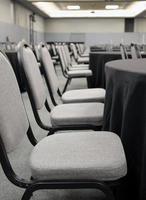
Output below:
[34,1,146,18]
[105,5,119,10]
[67,5,80,10]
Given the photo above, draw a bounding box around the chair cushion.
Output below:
[69,66,89,71]
[62,88,105,103]
[81,53,89,57]
[72,64,89,68]
[78,57,89,63]
[50,103,104,127]
[30,131,127,181]
[67,69,92,77]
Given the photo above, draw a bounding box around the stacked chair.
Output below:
[0,46,127,200]
[38,43,105,105]
[18,41,104,133]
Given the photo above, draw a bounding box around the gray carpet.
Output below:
[0,66,104,200]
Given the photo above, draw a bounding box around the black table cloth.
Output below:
[88,51,121,88]
[103,59,146,200]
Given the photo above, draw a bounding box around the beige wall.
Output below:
[135,18,146,32]
[0,0,14,24]
[0,0,45,33]
[45,18,125,33]
[14,3,45,32]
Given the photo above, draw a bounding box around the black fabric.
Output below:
[5,51,26,92]
[103,59,146,200]
[88,52,121,88]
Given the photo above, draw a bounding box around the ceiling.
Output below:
[55,2,129,10]
[16,1,146,18]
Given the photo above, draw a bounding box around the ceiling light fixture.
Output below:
[67,5,80,10]
[105,5,119,10]
[33,1,146,18]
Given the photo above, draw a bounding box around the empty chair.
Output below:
[120,44,128,60]
[39,43,105,104]
[0,50,127,200]
[76,43,89,57]
[18,41,104,133]
[70,43,89,64]
[62,44,89,70]
[56,45,92,92]
[131,43,142,59]
[135,44,142,58]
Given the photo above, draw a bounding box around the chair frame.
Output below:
[19,43,101,135]
[0,125,120,200]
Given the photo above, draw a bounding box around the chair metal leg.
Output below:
[21,181,115,200]
[63,78,71,93]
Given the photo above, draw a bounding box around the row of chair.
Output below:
[0,41,127,200]
[18,41,105,132]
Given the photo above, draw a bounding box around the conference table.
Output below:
[103,58,146,200]
[88,51,122,88]
[88,51,146,89]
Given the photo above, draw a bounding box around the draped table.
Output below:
[88,52,121,88]
[103,59,146,200]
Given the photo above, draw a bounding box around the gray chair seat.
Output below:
[72,64,89,68]
[69,65,89,70]
[52,55,59,60]
[30,131,127,181]
[78,57,89,63]
[51,103,104,127]
[67,69,92,77]
[81,53,89,57]
[62,88,106,103]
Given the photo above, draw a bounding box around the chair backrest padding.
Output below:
[56,46,66,71]
[61,46,68,68]
[131,44,138,59]
[63,45,71,66]
[0,52,29,153]
[120,44,127,60]
[21,44,47,110]
[71,43,78,60]
[39,44,59,95]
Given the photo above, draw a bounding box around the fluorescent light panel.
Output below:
[67,5,80,10]
[33,1,146,18]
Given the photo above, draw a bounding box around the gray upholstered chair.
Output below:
[38,43,105,104]
[62,44,89,70]
[70,43,89,64]
[56,45,92,92]
[76,43,89,57]
[18,41,104,133]
[131,43,142,59]
[120,44,128,60]
[0,49,127,200]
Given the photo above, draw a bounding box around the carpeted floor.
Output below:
[0,65,104,200]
